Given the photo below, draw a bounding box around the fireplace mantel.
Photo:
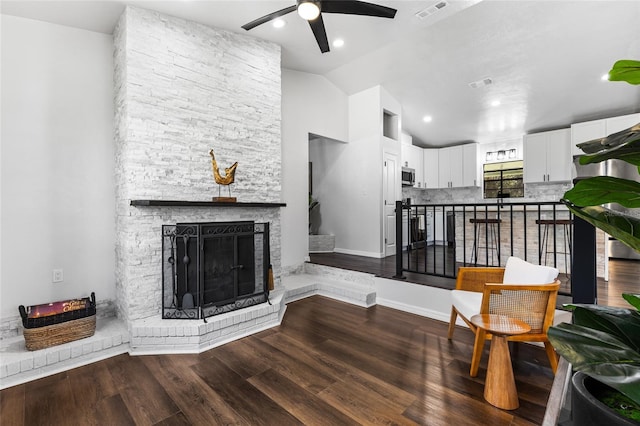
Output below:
[130,200,286,208]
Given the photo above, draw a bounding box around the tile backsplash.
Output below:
[403,181,572,205]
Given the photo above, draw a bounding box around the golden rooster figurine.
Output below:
[209,149,238,201]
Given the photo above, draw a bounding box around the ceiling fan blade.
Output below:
[241,5,297,30]
[321,0,397,18]
[308,15,330,53]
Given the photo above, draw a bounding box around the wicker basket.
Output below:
[19,292,97,351]
[22,315,96,351]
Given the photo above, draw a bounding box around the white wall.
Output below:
[1,16,116,319]
[283,80,402,261]
[307,86,402,257]
[328,87,383,257]
[330,86,401,258]
[281,69,348,269]
[375,276,452,323]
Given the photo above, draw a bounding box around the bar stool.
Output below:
[469,218,502,266]
[536,219,572,273]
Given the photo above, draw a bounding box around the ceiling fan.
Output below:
[241,0,397,53]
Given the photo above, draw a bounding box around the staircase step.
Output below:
[283,265,377,307]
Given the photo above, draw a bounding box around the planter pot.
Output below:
[572,371,640,425]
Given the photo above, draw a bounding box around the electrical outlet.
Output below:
[52,269,64,283]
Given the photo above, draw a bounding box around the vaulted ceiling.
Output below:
[3,1,639,147]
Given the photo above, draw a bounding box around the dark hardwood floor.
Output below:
[309,252,640,308]
[0,296,555,425]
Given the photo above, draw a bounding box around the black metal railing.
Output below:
[395,201,577,296]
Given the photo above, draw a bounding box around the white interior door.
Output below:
[384,152,399,257]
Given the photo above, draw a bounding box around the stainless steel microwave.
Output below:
[401,167,415,186]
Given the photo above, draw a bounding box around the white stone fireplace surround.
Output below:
[114,6,284,352]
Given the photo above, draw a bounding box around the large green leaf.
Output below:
[571,305,640,352]
[608,59,640,85]
[623,294,640,311]
[548,323,640,367]
[548,323,640,405]
[564,176,640,208]
[562,202,640,252]
[576,124,640,166]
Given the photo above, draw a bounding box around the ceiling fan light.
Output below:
[297,1,320,20]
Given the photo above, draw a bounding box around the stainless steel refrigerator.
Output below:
[573,156,640,260]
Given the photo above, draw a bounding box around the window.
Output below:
[483,160,524,199]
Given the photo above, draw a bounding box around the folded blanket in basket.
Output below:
[26,298,89,318]
[19,292,96,329]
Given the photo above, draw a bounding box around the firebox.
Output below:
[161,221,270,320]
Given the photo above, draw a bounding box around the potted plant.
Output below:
[547,59,640,424]
[309,195,320,234]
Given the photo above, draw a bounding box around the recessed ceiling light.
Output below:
[332,38,344,48]
[601,73,610,81]
[273,19,286,28]
[423,115,433,123]
[491,100,501,107]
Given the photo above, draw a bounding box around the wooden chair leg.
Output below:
[544,341,558,374]
[448,308,458,339]
[470,328,486,377]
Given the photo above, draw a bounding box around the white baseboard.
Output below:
[334,247,384,258]
[376,297,451,323]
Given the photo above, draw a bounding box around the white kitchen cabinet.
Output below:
[400,131,412,146]
[523,128,571,183]
[438,144,478,188]
[438,147,451,188]
[571,113,640,156]
[607,113,640,133]
[438,146,462,188]
[449,146,464,187]
[410,145,424,189]
[462,143,480,187]
[401,143,424,189]
[571,120,605,156]
[423,149,439,189]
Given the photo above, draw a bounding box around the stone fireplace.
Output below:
[113,7,284,351]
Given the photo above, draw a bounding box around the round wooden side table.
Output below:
[470,314,531,410]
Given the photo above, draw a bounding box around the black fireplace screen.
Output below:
[162,221,270,320]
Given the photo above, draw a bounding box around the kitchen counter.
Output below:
[410,203,569,213]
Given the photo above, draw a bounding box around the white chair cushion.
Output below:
[502,256,558,284]
[451,289,483,321]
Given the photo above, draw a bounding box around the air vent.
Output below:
[468,78,493,89]
[415,1,448,19]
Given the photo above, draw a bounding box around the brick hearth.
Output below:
[1,266,377,389]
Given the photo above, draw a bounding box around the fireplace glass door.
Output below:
[162,221,269,319]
